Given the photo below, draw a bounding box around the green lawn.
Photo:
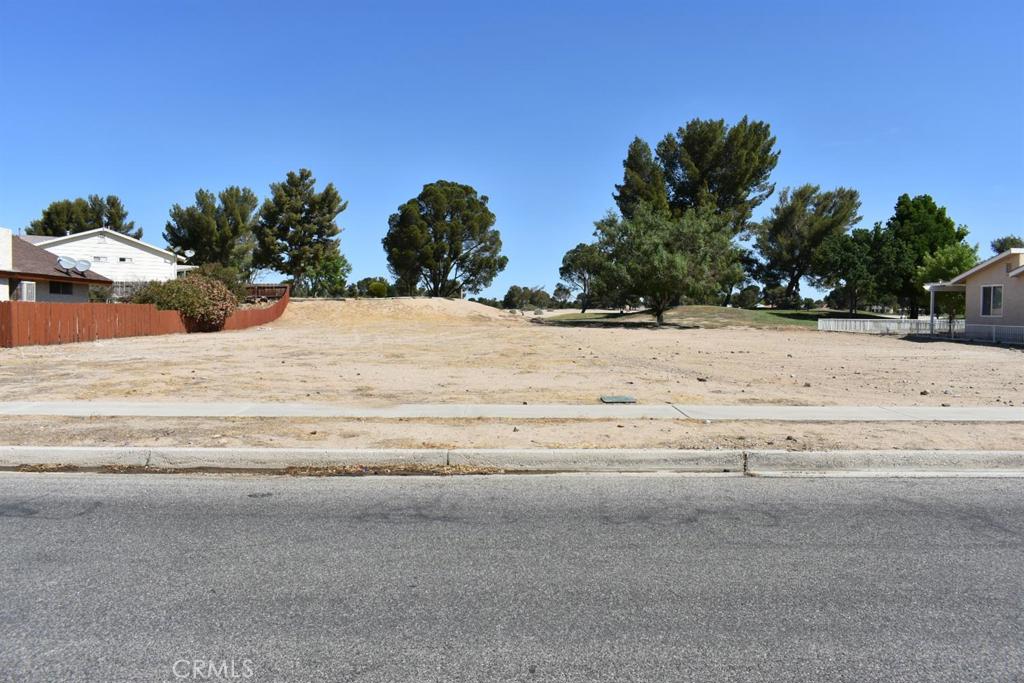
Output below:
[544,306,887,329]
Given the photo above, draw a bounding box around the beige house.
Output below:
[926,248,1024,343]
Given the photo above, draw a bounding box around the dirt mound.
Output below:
[279,297,514,327]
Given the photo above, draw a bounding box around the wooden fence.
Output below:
[0,288,289,348]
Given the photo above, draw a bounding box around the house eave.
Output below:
[948,248,1024,285]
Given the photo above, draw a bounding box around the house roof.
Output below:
[17,234,52,245]
[26,228,187,262]
[0,237,112,285]
[946,248,1024,285]
[1009,263,1024,278]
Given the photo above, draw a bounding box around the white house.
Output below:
[21,228,194,298]
[1,228,111,302]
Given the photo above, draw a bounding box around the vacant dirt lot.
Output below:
[1,298,1019,406]
[1,299,1020,450]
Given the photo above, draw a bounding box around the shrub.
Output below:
[366,281,388,298]
[133,274,238,331]
[194,263,248,300]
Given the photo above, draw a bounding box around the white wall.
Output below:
[42,233,179,282]
[0,228,12,301]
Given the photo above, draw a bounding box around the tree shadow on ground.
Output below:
[531,317,699,331]
[900,335,1024,351]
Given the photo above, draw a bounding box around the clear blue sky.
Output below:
[2,0,1022,296]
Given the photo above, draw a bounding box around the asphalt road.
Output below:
[0,473,1021,682]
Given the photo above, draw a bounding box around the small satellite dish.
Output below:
[74,259,92,273]
[184,249,195,258]
[57,256,77,271]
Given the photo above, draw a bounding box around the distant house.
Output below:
[0,228,111,302]
[21,228,194,298]
[926,248,1024,343]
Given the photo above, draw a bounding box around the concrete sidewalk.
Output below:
[0,400,1021,421]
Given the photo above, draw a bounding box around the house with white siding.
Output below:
[21,228,194,298]
[0,228,111,302]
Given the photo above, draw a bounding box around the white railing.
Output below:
[964,324,1024,345]
[817,318,964,335]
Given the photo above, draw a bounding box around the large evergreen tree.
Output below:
[813,227,881,315]
[990,234,1024,254]
[27,195,142,239]
[596,205,737,325]
[753,184,862,297]
[655,116,779,232]
[382,180,508,297]
[253,169,348,289]
[875,194,969,317]
[613,137,669,220]
[164,186,259,273]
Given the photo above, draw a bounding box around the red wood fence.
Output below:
[0,288,289,348]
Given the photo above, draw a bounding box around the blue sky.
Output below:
[1,0,1021,296]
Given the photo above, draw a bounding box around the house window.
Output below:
[119,257,133,263]
[981,285,1003,317]
[49,281,74,296]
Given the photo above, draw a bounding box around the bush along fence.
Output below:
[0,288,289,349]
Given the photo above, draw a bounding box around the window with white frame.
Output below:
[981,285,1003,317]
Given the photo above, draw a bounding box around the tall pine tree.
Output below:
[253,169,348,288]
[613,137,669,219]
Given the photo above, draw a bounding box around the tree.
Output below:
[655,116,779,232]
[613,137,669,220]
[875,194,969,317]
[164,186,258,274]
[293,249,350,297]
[734,284,760,309]
[382,180,508,297]
[347,276,394,298]
[813,228,879,315]
[253,169,348,287]
[553,283,571,305]
[27,195,142,239]
[502,285,530,310]
[559,242,605,313]
[916,242,979,323]
[753,184,862,297]
[991,234,1024,254]
[596,205,736,325]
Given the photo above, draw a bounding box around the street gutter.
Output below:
[2,447,1023,477]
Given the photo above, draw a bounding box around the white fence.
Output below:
[964,324,1024,345]
[817,318,964,335]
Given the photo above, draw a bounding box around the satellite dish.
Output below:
[74,259,92,273]
[57,256,77,271]
[184,249,195,258]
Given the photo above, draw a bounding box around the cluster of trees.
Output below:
[28,195,141,239]
[556,116,1016,321]
[28,175,513,301]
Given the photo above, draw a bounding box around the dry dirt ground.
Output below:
[1,298,1020,450]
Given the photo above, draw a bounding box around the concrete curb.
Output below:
[746,450,1024,475]
[2,446,1024,476]
[447,448,743,472]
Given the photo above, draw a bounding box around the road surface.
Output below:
[1,473,1021,682]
